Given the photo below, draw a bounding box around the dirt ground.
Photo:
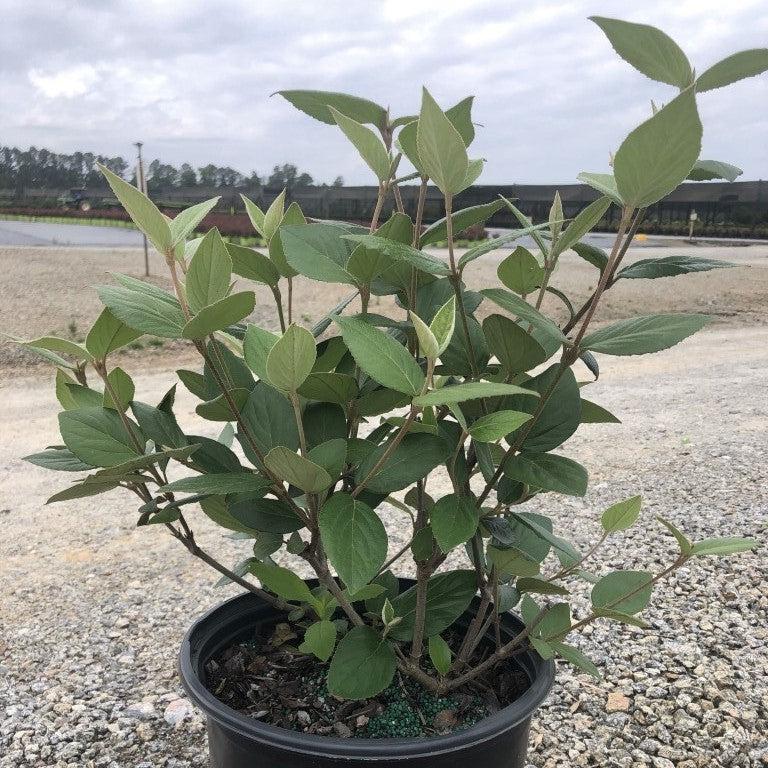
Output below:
[1,240,766,372]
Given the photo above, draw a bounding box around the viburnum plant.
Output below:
[17,18,763,702]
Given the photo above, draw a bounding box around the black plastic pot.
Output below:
[180,579,555,768]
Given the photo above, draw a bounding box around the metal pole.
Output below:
[134,141,150,276]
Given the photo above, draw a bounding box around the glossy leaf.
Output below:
[59,407,141,467]
[428,635,452,675]
[468,410,532,443]
[482,314,548,375]
[251,562,314,603]
[299,620,337,662]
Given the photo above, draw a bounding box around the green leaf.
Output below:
[581,313,709,356]
[59,407,141,467]
[334,315,424,396]
[591,570,653,615]
[430,296,456,356]
[549,192,563,242]
[268,202,305,278]
[497,247,544,295]
[86,308,142,359]
[484,512,553,563]
[389,570,477,641]
[421,200,503,247]
[262,189,286,243]
[250,561,314,603]
[8,334,90,362]
[503,452,588,497]
[91,445,199,479]
[508,512,581,567]
[169,197,220,246]
[656,515,693,555]
[196,388,249,421]
[411,526,436,562]
[616,255,736,280]
[428,635,452,675]
[243,325,279,380]
[63,383,103,409]
[416,87,468,196]
[102,367,134,412]
[468,410,532,443]
[551,197,612,259]
[480,288,568,347]
[413,381,536,407]
[592,608,649,628]
[298,372,358,406]
[396,120,425,176]
[445,95,475,145]
[504,365,581,452]
[24,447,93,472]
[308,438,347,480]
[239,382,299,458]
[580,399,621,424]
[265,324,316,392]
[343,234,452,277]
[182,292,255,340]
[430,494,478,553]
[98,280,185,339]
[690,537,759,556]
[47,476,123,504]
[354,433,449,494]
[550,641,600,679]
[572,241,609,272]
[159,473,271,495]
[410,310,439,360]
[576,173,622,206]
[227,242,280,286]
[696,49,768,92]
[482,314,548,375]
[516,577,569,596]
[601,495,642,532]
[458,222,552,269]
[299,620,337,662]
[264,446,333,493]
[329,107,391,182]
[186,228,232,314]
[240,194,266,237]
[687,160,743,182]
[614,88,702,208]
[590,16,692,88]
[229,497,304,533]
[280,224,355,284]
[460,157,484,191]
[327,626,396,700]
[319,493,388,594]
[277,90,387,128]
[98,164,172,252]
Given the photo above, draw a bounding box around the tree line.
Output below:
[0,145,339,194]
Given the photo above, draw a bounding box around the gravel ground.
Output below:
[0,322,765,767]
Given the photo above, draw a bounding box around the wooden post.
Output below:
[134,141,150,276]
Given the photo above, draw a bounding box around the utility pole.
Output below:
[134,141,150,276]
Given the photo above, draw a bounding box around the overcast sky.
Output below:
[2,0,766,184]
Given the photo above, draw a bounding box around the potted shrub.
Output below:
[15,16,764,768]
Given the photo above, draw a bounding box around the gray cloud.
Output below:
[2,0,766,183]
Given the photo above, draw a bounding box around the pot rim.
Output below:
[179,588,555,760]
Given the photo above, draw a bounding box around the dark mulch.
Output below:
[204,622,530,739]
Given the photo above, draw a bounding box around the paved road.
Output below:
[0,220,145,247]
